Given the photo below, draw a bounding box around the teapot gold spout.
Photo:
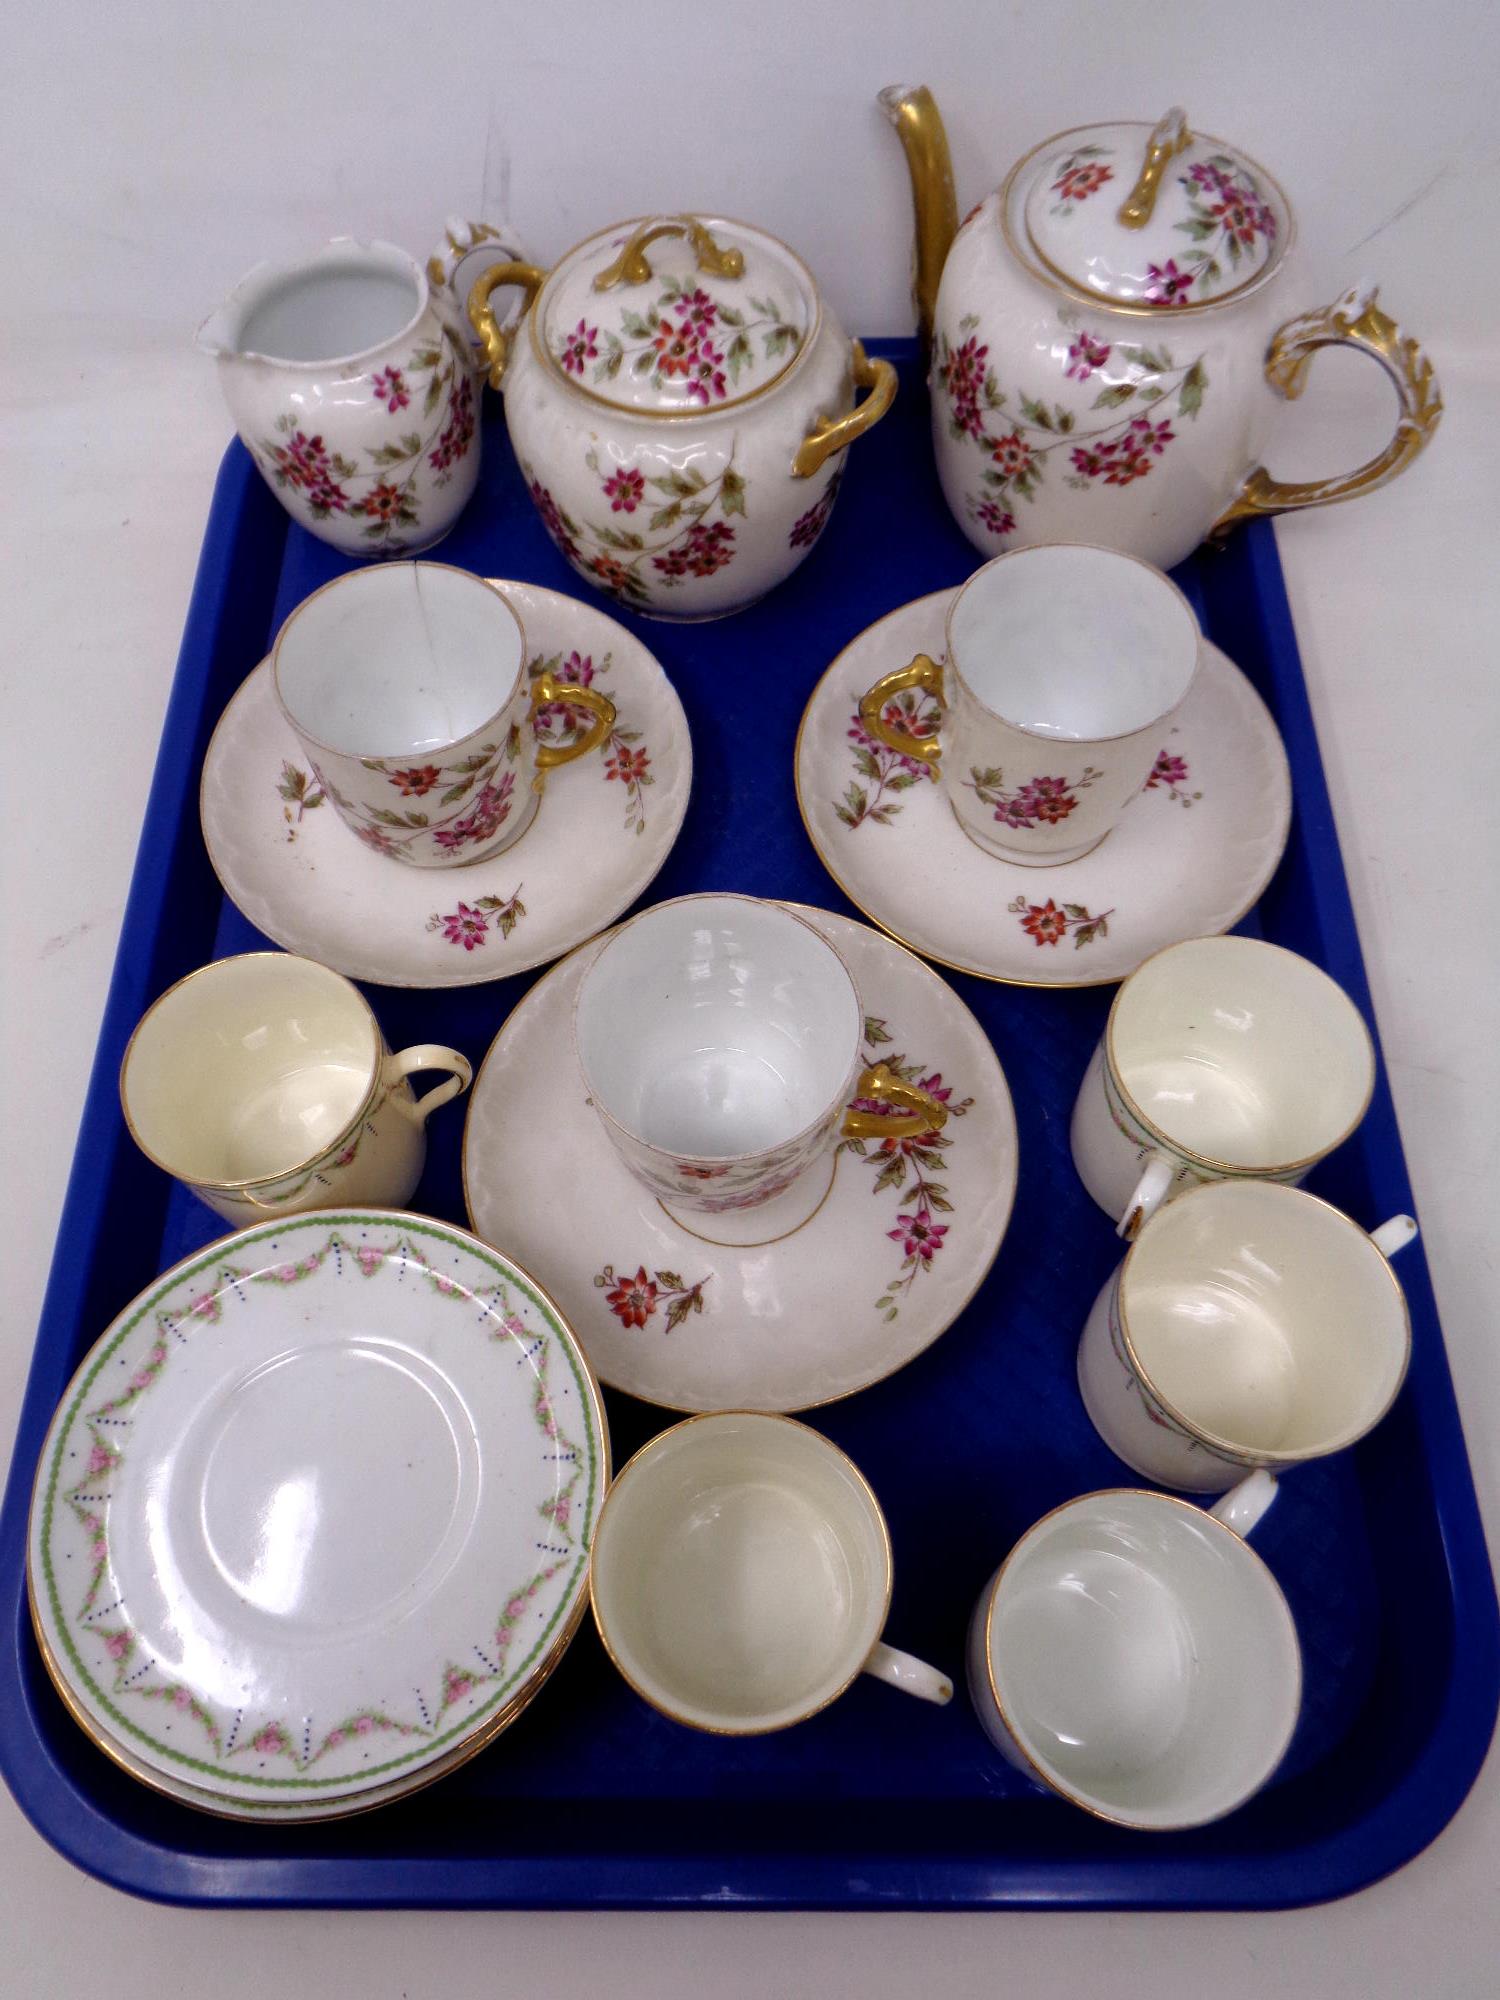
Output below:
[878,84,958,361]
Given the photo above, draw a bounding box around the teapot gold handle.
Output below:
[793,341,899,479]
[1210,284,1442,536]
[467,260,547,391]
[592,216,745,291]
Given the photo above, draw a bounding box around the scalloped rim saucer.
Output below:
[201,581,692,988]
[463,905,1019,1414]
[27,1209,608,1820]
[794,591,1291,988]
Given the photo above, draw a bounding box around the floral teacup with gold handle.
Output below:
[272,563,614,869]
[573,894,948,1215]
[858,545,1200,865]
[121,954,471,1223]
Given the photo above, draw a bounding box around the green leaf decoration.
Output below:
[958,312,980,332]
[649,502,682,532]
[1019,394,1053,429]
[633,350,656,375]
[424,375,442,415]
[925,1187,954,1214]
[719,466,747,517]
[873,1154,907,1194]
[717,304,745,327]
[439,778,474,806]
[1178,359,1207,419]
[654,1270,685,1292]
[1063,903,1088,920]
[1092,383,1135,409]
[621,311,652,338]
[725,330,752,381]
[864,1016,893,1045]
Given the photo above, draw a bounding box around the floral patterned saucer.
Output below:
[27,1210,608,1819]
[795,591,1290,987]
[201,582,691,987]
[463,906,1018,1413]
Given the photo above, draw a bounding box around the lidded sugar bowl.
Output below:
[881,88,1442,570]
[468,214,897,618]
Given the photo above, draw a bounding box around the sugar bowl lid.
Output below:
[536,214,817,414]
[1017,110,1289,309]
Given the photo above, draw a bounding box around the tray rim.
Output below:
[1,353,1496,1911]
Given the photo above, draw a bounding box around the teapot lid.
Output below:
[536,215,817,413]
[1017,111,1289,309]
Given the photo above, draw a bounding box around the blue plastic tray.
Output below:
[2,345,1495,1909]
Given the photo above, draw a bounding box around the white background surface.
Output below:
[4,1,1499,1991]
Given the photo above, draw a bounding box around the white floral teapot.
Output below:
[467,214,897,619]
[880,87,1441,570]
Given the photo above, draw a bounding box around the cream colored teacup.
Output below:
[1077,1180,1415,1493]
[273,563,615,869]
[590,1412,953,1734]
[120,953,471,1222]
[1071,935,1376,1238]
[573,895,948,1216]
[968,1472,1300,1829]
[857,545,1201,865]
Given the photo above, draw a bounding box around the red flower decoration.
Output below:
[388,764,441,796]
[1018,899,1070,947]
[606,1266,658,1328]
[606,744,651,784]
[1052,161,1114,202]
[990,431,1033,479]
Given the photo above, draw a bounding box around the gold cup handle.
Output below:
[531,671,618,770]
[856,652,945,768]
[1210,284,1442,536]
[793,341,899,479]
[467,260,547,390]
[843,1063,950,1142]
[592,216,745,291]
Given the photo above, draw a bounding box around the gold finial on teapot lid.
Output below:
[1118,107,1193,229]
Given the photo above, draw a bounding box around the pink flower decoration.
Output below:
[888,1209,949,1264]
[438,902,490,950]
[1064,333,1111,382]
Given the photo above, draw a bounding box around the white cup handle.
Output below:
[1369,1213,1419,1260]
[1117,1153,1176,1239]
[1209,1467,1278,1539]
[863,1640,953,1706]
[386,1044,474,1122]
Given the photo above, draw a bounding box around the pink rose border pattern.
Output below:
[38,1223,598,1791]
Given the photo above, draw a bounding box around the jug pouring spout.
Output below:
[878,84,958,361]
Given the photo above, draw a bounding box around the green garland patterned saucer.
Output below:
[27,1211,608,1820]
